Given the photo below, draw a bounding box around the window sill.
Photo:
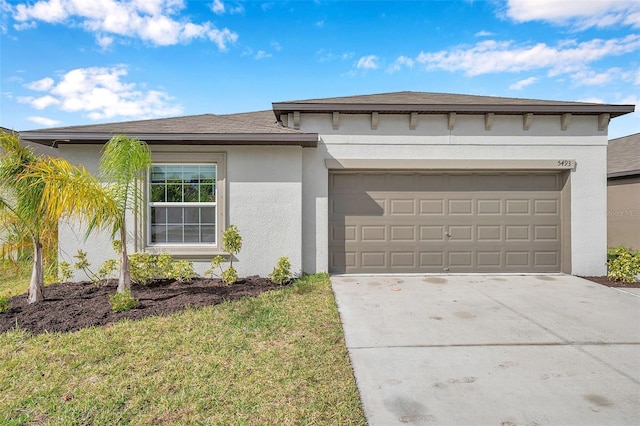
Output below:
[145,245,227,259]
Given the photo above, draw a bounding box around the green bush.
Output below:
[109,290,138,312]
[0,295,9,313]
[129,252,195,284]
[607,247,640,283]
[205,225,242,285]
[269,256,292,285]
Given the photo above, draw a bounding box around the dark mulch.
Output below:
[579,276,640,288]
[0,276,283,335]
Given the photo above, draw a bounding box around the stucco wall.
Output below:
[608,176,640,250]
[58,144,302,281]
[299,113,609,276]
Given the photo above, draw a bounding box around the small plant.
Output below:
[270,256,292,285]
[205,225,242,285]
[129,252,159,285]
[58,262,74,282]
[607,247,640,283]
[109,289,138,312]
[97,259,119,282]
[0,295,10,313]
[166,260,196,283]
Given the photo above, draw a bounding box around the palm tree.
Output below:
[0,131,116,303]
[98,135,152,294]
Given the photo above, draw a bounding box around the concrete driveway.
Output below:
[332,275,640,425]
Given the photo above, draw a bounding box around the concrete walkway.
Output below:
[332,275,640,425]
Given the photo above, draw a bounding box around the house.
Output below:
[608,133,640,250]
[19,92,635,279]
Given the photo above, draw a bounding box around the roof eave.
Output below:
[272,102,636,119]
[18,132,319,148]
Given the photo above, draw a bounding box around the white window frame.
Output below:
[144,151,226,257]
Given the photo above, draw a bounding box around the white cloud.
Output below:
[10,0,238,49]
[416,35,640,77]
[210,0,243,15]
[211,0,225,14]
[475,30,493,37]
[509,76,537,90]
[19,66,183,121]
[317,49,353,62]
[357,55,379,70]
[572,68,623,86]
[387,56,415,73]
[26,77,55,91]
[255,50,271,59]
[505,0,640,29]
[27,116,61,126]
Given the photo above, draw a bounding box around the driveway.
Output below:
[332,275,640,425]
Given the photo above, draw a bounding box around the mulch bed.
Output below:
[0,276,284,335]
[579,276,640,288]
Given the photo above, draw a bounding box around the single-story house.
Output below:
[19,92,635,279]
[607,133,640,250]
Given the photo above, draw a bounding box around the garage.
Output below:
[329,171,568,274]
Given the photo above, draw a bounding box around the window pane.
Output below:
[182,166,199,183]
[167,225,183,243]
[167,207,183,223]
[201,207,215,223]
[151,207,167,224]
[151,225,166,243]
[184,184,199,202]
[150,184,165,202]
[184,225,200,243]
[199,183,215,202]
[166,165,182,183]
[167,184,182,202]
[201,225,216,243]
[151,166,166,183]
[184,207,199,224]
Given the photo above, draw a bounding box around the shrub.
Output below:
[129,252,195,284]
[269,256,292,285]
[166,260,196,283]
[205,225,242,285]
[109,289,138,312]
[129,252,159,285]
[607,247,640,283]
[58,262,73,282]
[0,295,9,313]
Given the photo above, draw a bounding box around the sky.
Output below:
[0,0,639,139]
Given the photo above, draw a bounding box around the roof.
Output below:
[272,91,635,120]
[19,112,318,148]
[18,91,635,147]
[608,133,640,178]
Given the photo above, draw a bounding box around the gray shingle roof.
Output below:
[19,111,318,148]
[608,133,640,178]
[273,91,634,118]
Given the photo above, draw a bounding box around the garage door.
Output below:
[329,171,564,274]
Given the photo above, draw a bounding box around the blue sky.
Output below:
[1,0,639,138]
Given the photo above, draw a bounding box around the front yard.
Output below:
[0,273,366,425]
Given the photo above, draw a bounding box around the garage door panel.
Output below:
[329,171,563,274]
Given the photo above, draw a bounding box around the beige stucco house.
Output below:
[19,92,635,279]
[608,133,640,250]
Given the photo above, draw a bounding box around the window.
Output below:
[148,164,217,245]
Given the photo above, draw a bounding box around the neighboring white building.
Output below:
[20,92,635,278]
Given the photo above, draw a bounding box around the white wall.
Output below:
[58,144,303,281]
[298,113,609,276]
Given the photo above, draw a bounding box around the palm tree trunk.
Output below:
[27,238,44,304]
[117,226,131,293]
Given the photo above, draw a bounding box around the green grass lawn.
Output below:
[0,273,366,425]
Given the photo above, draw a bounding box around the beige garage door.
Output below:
[329,171,564,274]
